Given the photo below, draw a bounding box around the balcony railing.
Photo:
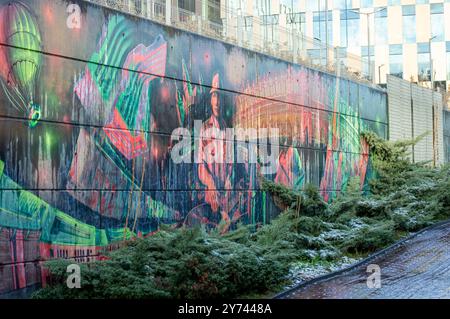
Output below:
[153,1,166,22]
[84,0,375,86]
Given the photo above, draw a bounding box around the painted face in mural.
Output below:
[211,92,220,118]
[210,73,221,119]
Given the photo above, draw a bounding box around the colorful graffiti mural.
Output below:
[0,0,388,294]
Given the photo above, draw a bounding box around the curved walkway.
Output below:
[277,221,450,299]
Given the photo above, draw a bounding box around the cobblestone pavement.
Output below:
[283,222,450,299]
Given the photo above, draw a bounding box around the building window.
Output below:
[208,0,221,24]
[313,10,333,46]
[133,0,143,14]
[307,0,325,11]
[389,44,403,78]
[307,49,324,66]
[279,0,293,15]
[300,12,306,34]
[286,12,306,34]
[336,47,347,59]
[361,46,375,57]
[416,0,429,4]
[388,0,400,5]
[402,5,416,44]
[244,16,253,31]
[262,14,279,44]
[361,46,375,77]
[335,0,351,10]
[257,0,271,15]
[375,7,387,45]
[431,4,444,42]
[390,44,402,55]
[244,16,253,42]
[418,43,431,82]
[340,9,360,48]
[431,3,444,14]
[286,10,305,49]
[402,5,415,15]
[446,42,450,81]
[418,43,430,53]
[361,0,373,8]
[262,14,279,25]
[178,0,195,13]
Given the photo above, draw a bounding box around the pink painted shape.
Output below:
[74,67,102,110]
[103,108,148,160]
[9,232,17,290]
[15,230,26,289]
[122,41,168,85]
[0,6,8,81]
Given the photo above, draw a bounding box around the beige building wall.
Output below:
[332,9,341,47]
[374,0,388,7]
[416,5,431,44]
[445,3,450,43]
[403,44,417,82]
[402,0,416,5]
[432,42,446,81]
[387,6,402,45]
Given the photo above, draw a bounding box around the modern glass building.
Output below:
[90,0,449,102]
[223,0,449,100]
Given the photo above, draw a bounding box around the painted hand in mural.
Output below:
[182,63,197,111]
[176,58,197,126]
[274,147,305,191]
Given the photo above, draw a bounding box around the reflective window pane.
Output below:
[431,11,444,42]
[418,53,431,82]
[430,3,444,14]
[335,0,351,10]
[417,43,430,54]
[313,11,333,45]
[375,10,387,45]
[390,44,403,55]
[390,54,403,78]
[402,5,415,16]
[361,0,373,8]
[403,15,416,43]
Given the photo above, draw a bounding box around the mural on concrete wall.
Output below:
[0,0,388,293]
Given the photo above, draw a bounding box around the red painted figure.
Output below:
[198,73,235,230]
[274,146,305,191]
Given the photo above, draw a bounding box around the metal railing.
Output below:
[85,0,375,86]
[153,0,166,23]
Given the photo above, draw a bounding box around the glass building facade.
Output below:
[402,5,416,44]
[239,0,450,102]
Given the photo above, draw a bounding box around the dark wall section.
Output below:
[0,0,388,294]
